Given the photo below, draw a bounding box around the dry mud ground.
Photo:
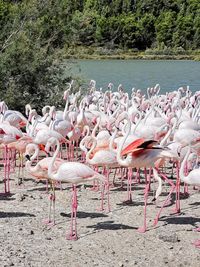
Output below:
[0,167,200,267]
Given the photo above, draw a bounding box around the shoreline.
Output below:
[64,47,200,61]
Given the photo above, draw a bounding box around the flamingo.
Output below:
[84,136,119,210]
[178,146,200,248]
[116,120,176,233]
[45,137,106,240]
[7,136,33,184]
[25,143,65,225]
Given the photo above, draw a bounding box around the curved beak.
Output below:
[25,154,31,161]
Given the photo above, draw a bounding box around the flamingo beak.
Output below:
[25,154,31,161]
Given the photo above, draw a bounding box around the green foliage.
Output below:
[0,0,200,111]
[0,0,77,112]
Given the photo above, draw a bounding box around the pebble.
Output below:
[16,193,26,202]
[158,233,180,243]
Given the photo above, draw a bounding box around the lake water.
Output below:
[72,60,200,94]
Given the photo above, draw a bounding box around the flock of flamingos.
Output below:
[0,80,200,245]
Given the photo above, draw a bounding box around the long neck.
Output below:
[117,119,131,167]
[86,137,97,165]
[79,126,90,153]
[179,147,191,183]
[109,128,117,152]
[160,126,172,146]
[153,168,162,199]
[48,139,60,180]
[63,97,69,120]
[92,117,100,138]
[132,111,142,133]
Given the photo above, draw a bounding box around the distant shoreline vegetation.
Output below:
[64,46,200,61]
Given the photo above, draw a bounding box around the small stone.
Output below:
[16,193,26,202]
[30,230,34,235]
[158,233,179,243]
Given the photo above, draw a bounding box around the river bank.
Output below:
[64,46,200,61]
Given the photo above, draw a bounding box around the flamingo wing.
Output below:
[121,139,157,156]
[121,138,145,156]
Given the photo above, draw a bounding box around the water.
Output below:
[72,59,200,94]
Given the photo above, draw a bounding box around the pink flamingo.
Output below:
[84,136,118,211]
[0,123,23,194]
[7,136,33,184]
[177,146,200,248]
[45,137,106,240]
[117,124,176,233]
[25,143,65,225]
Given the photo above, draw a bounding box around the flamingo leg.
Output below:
[106,168,111,212]
[112,167,118,187]
[3,146,10,195]
[153,169,176,225]
[99,181,106,211]
[124,167,133,203]
[43,181,55,226]
[66,184,78,240]
[173,162,181,214]
[90,166,99,191]
[138,168,151,233]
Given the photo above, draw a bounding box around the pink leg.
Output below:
[138,170,151,233]
[173,162,181,214]
[66,185,78,240]
[43,192,56,226]
[2,146,10,195]
[120,168,127,189]
[154,170,175,214]
[124,168,133,204]
[111,168,118,187]
[135,168,140,184]
[90,166,99,191]
[104,167,111,212]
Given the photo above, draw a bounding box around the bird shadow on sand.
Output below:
[159,216,199,227]
[0,193,15,201]
[60,211,108,219]
[116,200,148,207]
[0,211,35,218]
[86,220,137,230]
[189,201,200,206]
[110,186,144,192]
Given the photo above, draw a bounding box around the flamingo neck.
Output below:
[179,146,191,183]
[92,116,100,138]
[86,137,97,165]
[48,139,60,180]
[117,119,131,167]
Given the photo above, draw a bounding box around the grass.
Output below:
[63,46,200,61]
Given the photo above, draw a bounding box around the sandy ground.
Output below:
[0,166,200,267]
